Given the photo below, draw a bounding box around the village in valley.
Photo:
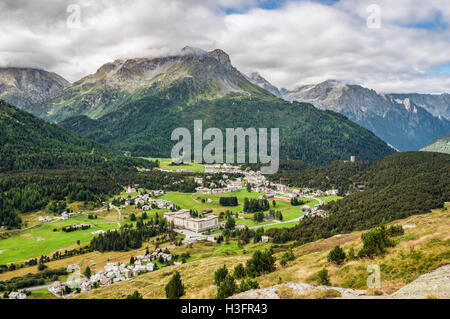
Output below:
[1,159,345,299]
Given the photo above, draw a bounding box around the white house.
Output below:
[9,291,27,299]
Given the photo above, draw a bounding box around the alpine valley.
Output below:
[0,46,449,301]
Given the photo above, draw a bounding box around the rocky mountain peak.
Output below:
[207,49,231,68]
[0,67,70,110]
[247,72,281,97]
[282,79,450,151]
[180,46,207,57]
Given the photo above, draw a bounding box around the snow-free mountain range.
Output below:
[0,47,448,156]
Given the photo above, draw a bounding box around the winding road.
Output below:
[110,204,121,227]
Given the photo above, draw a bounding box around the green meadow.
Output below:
[263,221,300,231]
[0,215,118,264]
[158,190,320,225]
[318,195,343,203]
[143,157,206,172]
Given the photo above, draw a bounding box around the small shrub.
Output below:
[214,265,229,286]
[126,290,143,299]
[314,268,331,286]
[239,278,259,292]
[280,249,295,267]
[327,245,346,265]
[233,263,246,279]
[358,224,394,258]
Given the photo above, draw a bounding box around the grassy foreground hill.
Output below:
[71,204,449,299]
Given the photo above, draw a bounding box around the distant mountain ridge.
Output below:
[30,47,270,123]
[29,47,395,166]
[278,80,450,151]
[0,67,69,110]
[389,93,450,121]
[246,72,282,97]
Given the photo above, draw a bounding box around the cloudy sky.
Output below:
[0,0,449,93]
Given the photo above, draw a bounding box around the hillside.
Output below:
[60,94,394,166]
[72,205,450,299]
[420,133,450,154]
[0,67,69,110]
[0,99,152,171]
[265,152,450,244]
[283,80,450,151]
[0,99,158,229]
[267,159,369,194]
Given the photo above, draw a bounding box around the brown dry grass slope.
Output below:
[73,204,450,299]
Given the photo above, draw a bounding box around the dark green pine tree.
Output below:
[216,274,238,299]
[165,271,185,299]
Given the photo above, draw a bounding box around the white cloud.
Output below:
[0,0,449,93]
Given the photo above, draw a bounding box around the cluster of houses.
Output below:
[164,209,219,233]
[123,192,174,210]
[305,209,328,218]
[8,291,27,299]
[61,211,83,220]
[48,248,174,295]
[204,163,242,174]
[195,177,243,194]
[37,211,84,223]
[37,216,55,223]
[62,223,92,232]
[126,185,137,193]
[141,198,176,211]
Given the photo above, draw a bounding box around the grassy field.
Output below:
[114,189,323,229]
[318,196,343,203]
[161,190,316,222]
[143,158,206,172]
[29,288,58,299]
[0,215,118,264]
[263,221,300,231]
[73,204,450,299]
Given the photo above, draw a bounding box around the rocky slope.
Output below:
[390,264,450,299]
[283,80,450,151]
[231,264,450,299]
[389,93,450,121]
[229,282,370,299]
[247,72,281,97]
[0,67,69,110]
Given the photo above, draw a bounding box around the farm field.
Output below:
[159,190,318,226]
[0,215,118,265]
[318,195,343,203]
[263,221,300,231]
[29,288,58,299]
[143,157,207,172]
